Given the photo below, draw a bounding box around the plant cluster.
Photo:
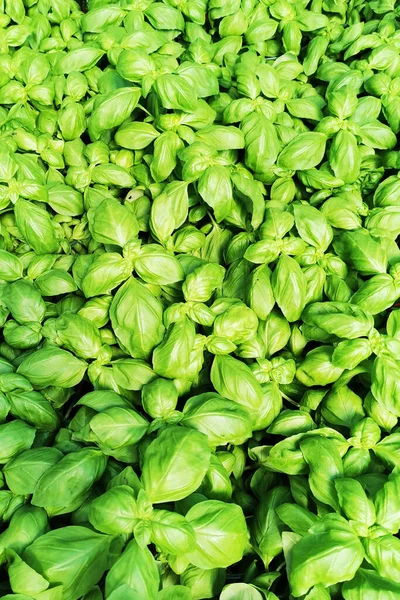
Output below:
[0,0,399,598]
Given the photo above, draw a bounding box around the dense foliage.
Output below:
[0,0,399,598]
